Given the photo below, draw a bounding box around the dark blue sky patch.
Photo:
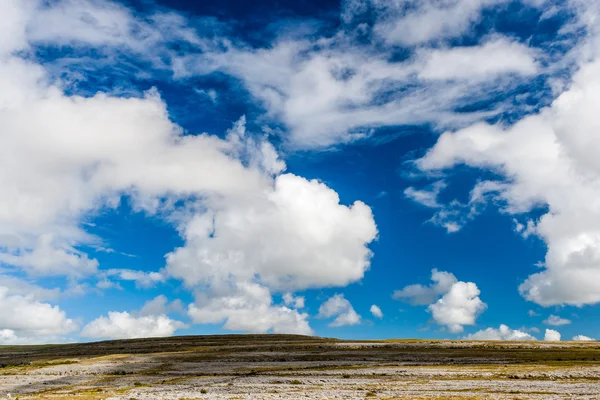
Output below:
[83,197,184,271]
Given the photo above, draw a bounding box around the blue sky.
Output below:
[0,0,599,344]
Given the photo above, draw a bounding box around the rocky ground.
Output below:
[1,335,599,399]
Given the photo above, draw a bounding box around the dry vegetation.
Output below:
[1,335,599,399]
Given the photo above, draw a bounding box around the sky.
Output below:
[1,0,600,344]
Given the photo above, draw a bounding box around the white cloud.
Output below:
[283,293,305,309]
[81,311,186,340]
[166,172,377,293]
[366,0,511,46]
[0,329,19,344]
[0,0,32,54]
[27,0,207,72]
[0,275,61,301]
[417,37,538,81]
[417,61,600,306]
[29,0,150,49]
[188,283,312,335]
[81,294,187,340]
[0,0,382,339]
[465,324,537,340]
[0,0,584,340]
[393,269,457,305]
[543,314,571,326]
[544,328,561,341]
[0,5,280,280]
[14,0,554,152]
[0,71,269,279]
[572,335,595,341]
[514,219,537,239]
[428,281,487,333]
[404,181,492,233]
[0,286,78,344]
[370,304,383,319]
[167,167,375,334]
[202,37,541,149]
[404,181,447,208]
[394,269,486,333]
[195,88,218,103]
[318,294,361,327]
[140,295,183,317]
[101,269,165,289]
[96,279,122,290]
[528,310,540,317]
[0,234,99,277]
[344,0,549,47]
[410,0,600,307]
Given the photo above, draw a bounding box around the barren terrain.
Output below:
[1,335,599,399]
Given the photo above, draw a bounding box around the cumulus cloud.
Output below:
[283,293,305,309]
[465,324,537,340]
[81,312,186,340]
[318,294,361,327]
[428,282,487,333]
[166,172,377,292]
[0,0,382,338]
[0,235,99,278]
[0,287,78,344]
[572,335,595,341]
[410,0,600,308]
[82,294,187,340]
[0,0,586,340]
[544,329,561,341]
[544,314,571,326]
[0,330,19,344]
[0,0,286,286]
[0,275,61,301]
[394,269,486,333]
[168,169,376,334]
[188,283,312,335]
[416,62,600,306]
[140,295,183,317]
[370,304,383,319]
[393,269,457,305]
[0,61,268,280]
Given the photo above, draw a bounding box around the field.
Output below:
[1,335,600,399]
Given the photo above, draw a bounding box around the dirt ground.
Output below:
[1,335,599,399]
